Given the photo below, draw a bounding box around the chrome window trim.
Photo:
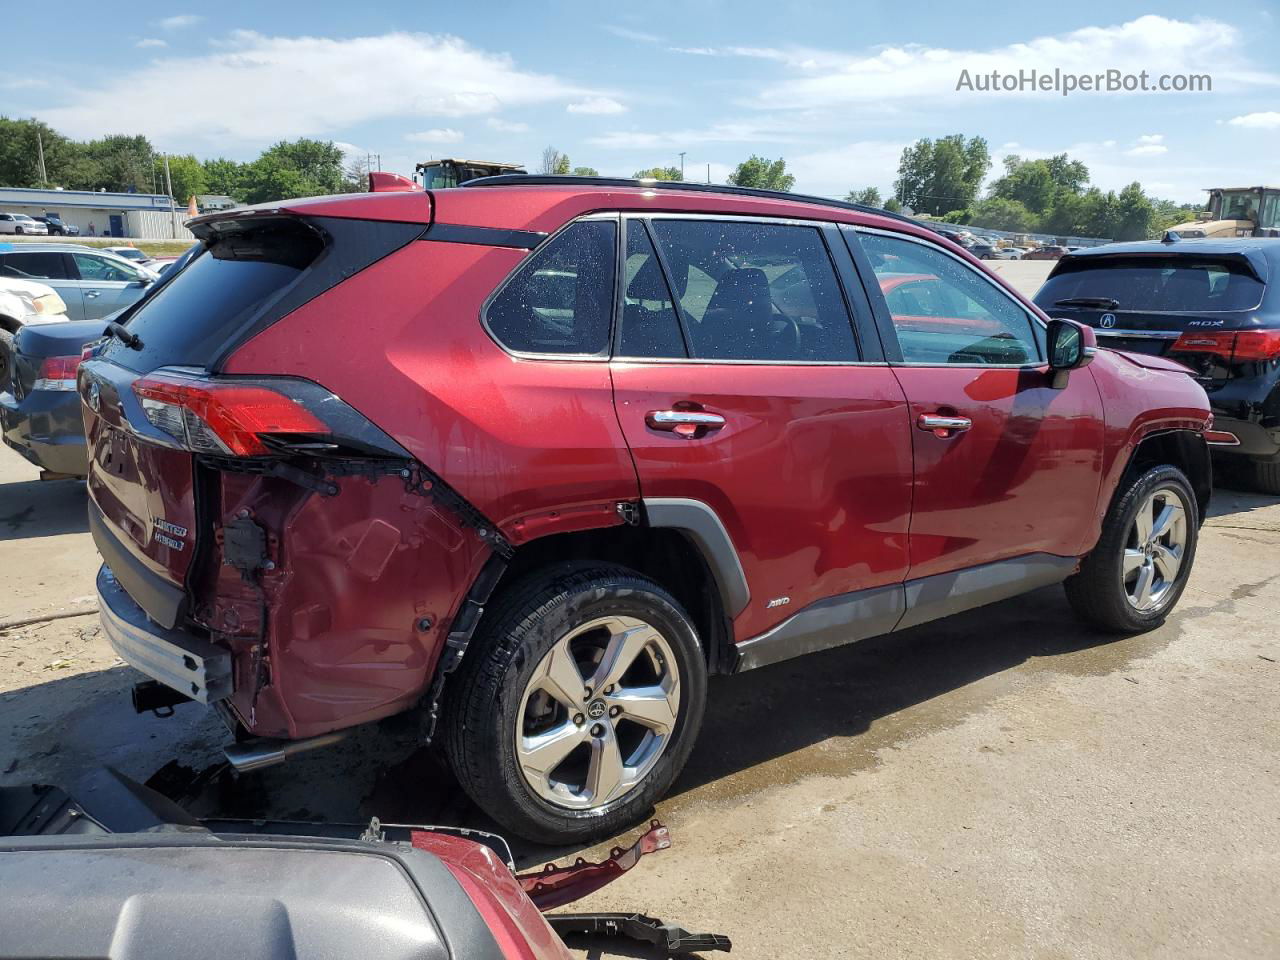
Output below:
[1093,329,1182,339]
[849,223,1048,369]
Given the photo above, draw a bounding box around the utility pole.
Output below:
[679,152,686,180]
[35,131,48,187]
[163,154,176,239]
[706,163,711,184]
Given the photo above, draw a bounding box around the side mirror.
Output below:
[1046,318,1096,389]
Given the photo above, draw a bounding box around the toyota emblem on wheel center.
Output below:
[1100,313,1117,328]
[587,699,607,720]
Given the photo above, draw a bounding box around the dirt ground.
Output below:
[3,259,1278,958]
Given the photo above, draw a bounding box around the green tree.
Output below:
[728,155,795,192]
[883,197,902,213]
[1113,182,1155,241]
[633,166,681,180]
[990,153,1092,218]
[85,134,155,193]
[0,117,96,189]
[238,139,347,204]
[154,153,207,203]
[967,196,1037,232]
[845,186,882,207]
[540,146,570,175]
[202,157,246,199]
[893,135,990,216]
[571,166,599,177]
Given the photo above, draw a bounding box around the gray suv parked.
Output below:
[0,243,157,321]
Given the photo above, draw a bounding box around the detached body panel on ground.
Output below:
[78,178,1212,841]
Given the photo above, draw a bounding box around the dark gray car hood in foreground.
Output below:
[0,833,505,960]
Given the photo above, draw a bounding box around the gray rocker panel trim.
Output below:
[643,497,750,617]
[735,552,1078,672]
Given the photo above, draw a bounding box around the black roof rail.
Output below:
[460,174,923,229]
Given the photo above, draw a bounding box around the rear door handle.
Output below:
[85,290,101,298]
[917,413,972,437]
[646,409,726,438]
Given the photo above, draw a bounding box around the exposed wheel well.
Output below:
[0,315,21,334]
[493,525,735,674]
[1119,430,1211,523]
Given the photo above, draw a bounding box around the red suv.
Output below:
[81,176,1212,843]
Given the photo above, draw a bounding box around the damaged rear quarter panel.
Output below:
[195,469,489,740]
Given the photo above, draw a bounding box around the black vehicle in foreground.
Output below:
[1035,237,1280,491]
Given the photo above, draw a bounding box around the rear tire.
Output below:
[443,563,707,844]
[1065,465,1198,633]
[1243,459,1280,496]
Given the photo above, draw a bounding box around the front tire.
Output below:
[443,564,707,844]
[1065,465,1198,633]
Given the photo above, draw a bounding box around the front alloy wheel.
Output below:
[1065,464,1198,633]
[516,615,680,809]
[1122,487,1187,611]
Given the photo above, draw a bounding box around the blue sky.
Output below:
[5,1,1279,203]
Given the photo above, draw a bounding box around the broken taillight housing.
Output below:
[1173,329,1280,363]
[130,370,406,459]
[34,355,81,392]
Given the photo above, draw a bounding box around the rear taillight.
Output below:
[34,355,81,391]
[133,372,329,456]
[1173,330,1280,363]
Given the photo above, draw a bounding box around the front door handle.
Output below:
[646,409,726,438]
[85,290,101,298]
[917,413,972,437]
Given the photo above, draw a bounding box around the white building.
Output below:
[0,187,194,239]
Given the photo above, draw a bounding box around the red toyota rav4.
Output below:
[81,176,1212,843]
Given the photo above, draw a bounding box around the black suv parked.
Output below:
[33,216,80,237]
[1035,238,1280,491]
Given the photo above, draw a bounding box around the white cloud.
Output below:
[669,16,1276,109]
[1125,144,1168,156]
[785,140,909,197]
[37,31,597,148]
[486,117,531,133]
[159,14,202,29]
[405,127,464,144]
[1227,111,1280,129]
[604,26,664,44]
[136,38,167,49]
[588,120,803,150]
[567,96,627,115]
[1135,134,1164,144]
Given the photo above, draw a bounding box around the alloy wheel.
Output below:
[1122,487,1187,611]
[515,615,681,810]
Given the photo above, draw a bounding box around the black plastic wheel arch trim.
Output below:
[642,497,750,617]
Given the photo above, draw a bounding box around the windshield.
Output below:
[1039,256,1265,313]
[1216,190,1261,223]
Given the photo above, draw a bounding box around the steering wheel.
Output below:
[766,301,802,356]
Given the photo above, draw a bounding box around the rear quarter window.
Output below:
[1038,257,1265,313]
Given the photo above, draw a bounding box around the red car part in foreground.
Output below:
[80,174,1212,843]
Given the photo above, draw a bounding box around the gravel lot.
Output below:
[3,259,1278,958]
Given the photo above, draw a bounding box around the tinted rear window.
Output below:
[1039,256,1265,312]
[103,218,323,372]
[1,251,70,280]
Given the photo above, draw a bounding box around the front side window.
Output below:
[648,219,857,362]
[0,251,69,280]
[859,232,1040,365]
[73,253,140,282]
[485,220,617,356]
